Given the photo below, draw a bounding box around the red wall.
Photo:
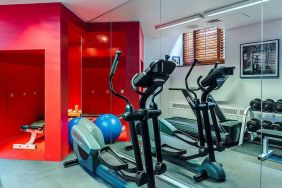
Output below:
[67,23,83,111]
[112,22,143,110]
[84,22,143,140]
[0,3,85,161]
[0,3,61,161]
[60,5,85,158]
[0,3,143,159]
[0,50,44,142]
[84,22,143,113]
[82,31,126,115]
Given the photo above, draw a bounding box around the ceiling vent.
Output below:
[207,19,222,23]
[185,24,199,29]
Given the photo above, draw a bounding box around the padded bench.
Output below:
[257,129,282,160]
[13,120,45,150]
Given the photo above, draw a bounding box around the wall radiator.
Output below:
[170,102,244,117]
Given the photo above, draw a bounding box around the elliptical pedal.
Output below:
[98,146,129,171]
[173,130,199,146]
[161,144,187,157]
[119,156,138,173]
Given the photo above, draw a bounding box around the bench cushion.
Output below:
[21,120,45,130]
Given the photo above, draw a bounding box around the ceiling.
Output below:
[0,0,282,37]
[99,0,282,37]
[0,0,129,21]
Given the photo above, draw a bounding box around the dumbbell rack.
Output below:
[239,107,282,161]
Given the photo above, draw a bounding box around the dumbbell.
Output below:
[261,120,272,129]
[262,99,275,112]
[250,98,261,111]
[274,99,282,113]
[246,118,261,132]
[271,122,282,131]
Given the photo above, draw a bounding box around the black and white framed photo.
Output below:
[172,56,181,66]
[240,39,279,78]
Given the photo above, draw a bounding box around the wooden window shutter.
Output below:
[183,27,225,65]
[219,28,225,63]
[183,32,194,65]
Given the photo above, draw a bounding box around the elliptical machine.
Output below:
[147,60,235,182]
[64,51,176,188]
[165,56,240,146]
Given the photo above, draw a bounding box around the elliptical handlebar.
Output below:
[152,87,163,104]
[197,76,205,92]
[185,59,199,100]
[109,51,122,78]
[109,51,131,105]
[109,51,148,186]
[131,74,144,95]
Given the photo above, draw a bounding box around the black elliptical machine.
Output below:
[111,51,176,187]
[64,51,176,188]
[126,52,177,187]
[150,60,234,182]
[165,56,241,146]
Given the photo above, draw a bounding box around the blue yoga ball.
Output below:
[68,117,81,146]
[94,114,122,144]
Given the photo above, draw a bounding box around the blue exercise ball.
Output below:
[68,117,81,146]
[94,114,122,144]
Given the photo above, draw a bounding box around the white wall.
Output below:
[144,34,184,115]
[144,19,282,120]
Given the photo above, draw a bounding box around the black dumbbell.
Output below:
[261,120,272,129]
[274,99,282,114]
[271,122,282,131]
[250,98,261,111]
[262,99,275,112]
[247,118,261,132]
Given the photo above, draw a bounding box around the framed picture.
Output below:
[172,56,181,66]
[240,39,279,78]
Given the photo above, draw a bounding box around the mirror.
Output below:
[261,0,282,187]
[158,0,264,187]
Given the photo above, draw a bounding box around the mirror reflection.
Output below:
[1,1,282,188]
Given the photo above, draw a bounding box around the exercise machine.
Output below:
[13,120,45,150]
[64,51,176,188]
[166,64,240,145]
[144,60,234,182]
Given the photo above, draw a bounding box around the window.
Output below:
[183,27,225,65]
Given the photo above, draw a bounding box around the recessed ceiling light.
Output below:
[101,36,108,42]
[97,35,108,43]
[155,14,203,30]
[204,0,270,17]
